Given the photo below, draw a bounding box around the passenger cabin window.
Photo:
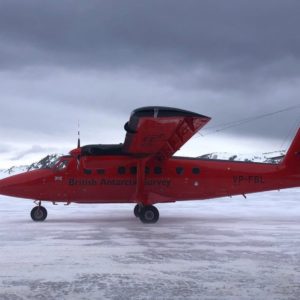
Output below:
[97,169,105,175]
[154,166,162,174]
[118,166,126,175]
[176,167,184,175]
[84,169,92,175]
[192,167,200,174]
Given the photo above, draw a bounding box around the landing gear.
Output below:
[134,204,142,218]
[31,204,47,222]
[139,205,159,224]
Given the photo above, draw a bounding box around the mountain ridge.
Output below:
[0,154,61,176]
[0,151,285,177]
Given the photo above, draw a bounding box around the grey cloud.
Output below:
[10,145,55,161]
[0,144,12,154]
[0,0,300,161]
[1,0,300,74]
[0,0,299,117]
[0,67,299,142]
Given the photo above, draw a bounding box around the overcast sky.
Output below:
[0,0,300,168]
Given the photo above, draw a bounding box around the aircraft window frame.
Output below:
[84,169,92,175]
[192,167,200,174]
[47,157,61,169]
[144,167,150,174]
[55,160,69,171]
[176,167,184,175]
[118,166,126,175]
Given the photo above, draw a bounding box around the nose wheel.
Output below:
[135,205,159,224]
[31,205,48,222]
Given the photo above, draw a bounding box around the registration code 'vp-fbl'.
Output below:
[233,175,265,185]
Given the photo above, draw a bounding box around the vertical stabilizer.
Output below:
[282,128,300,170]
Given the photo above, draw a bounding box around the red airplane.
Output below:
[0,106,299,223]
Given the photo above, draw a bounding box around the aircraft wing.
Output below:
[123,106,211,160]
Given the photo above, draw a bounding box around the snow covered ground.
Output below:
[0,189,300,300]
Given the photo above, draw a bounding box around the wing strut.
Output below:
[134,158,148,205]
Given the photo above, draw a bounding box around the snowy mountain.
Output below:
[0,151,286,178]
[26,154,61,171]
[198,150,285,164]
[0,154,61,177]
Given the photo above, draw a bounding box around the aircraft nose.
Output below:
[0,174,29,197]
[0,170,49,199]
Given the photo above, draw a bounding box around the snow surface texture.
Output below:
[0,189,300,300]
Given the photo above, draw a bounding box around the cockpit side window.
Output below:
[55,160,69,171]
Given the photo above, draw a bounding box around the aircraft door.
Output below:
[52,157,72,200]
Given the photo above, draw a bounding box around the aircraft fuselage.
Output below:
[0,155,298,205]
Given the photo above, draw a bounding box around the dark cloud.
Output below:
[0,0,300,167]
[1,0,300,73]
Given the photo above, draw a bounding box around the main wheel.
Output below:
[139,205,159,224]
[31,206,47,222]
[134,204,142,218]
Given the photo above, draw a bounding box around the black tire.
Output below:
[134,204,142,218]
[139,205,159,224]
[31,206,47,222]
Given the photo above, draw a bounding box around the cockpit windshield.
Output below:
[35,155,71,170]
[46,157,61,169]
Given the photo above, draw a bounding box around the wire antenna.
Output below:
[201,104,300,136]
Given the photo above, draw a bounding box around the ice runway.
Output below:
[0,189,300,300]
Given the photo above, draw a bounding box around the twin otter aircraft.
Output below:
[0,106,299,223]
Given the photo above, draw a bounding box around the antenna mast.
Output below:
[77,120,81,148]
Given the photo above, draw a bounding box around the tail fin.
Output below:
[282,128,300,170]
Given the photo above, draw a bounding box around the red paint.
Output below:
[0,107,299,223]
